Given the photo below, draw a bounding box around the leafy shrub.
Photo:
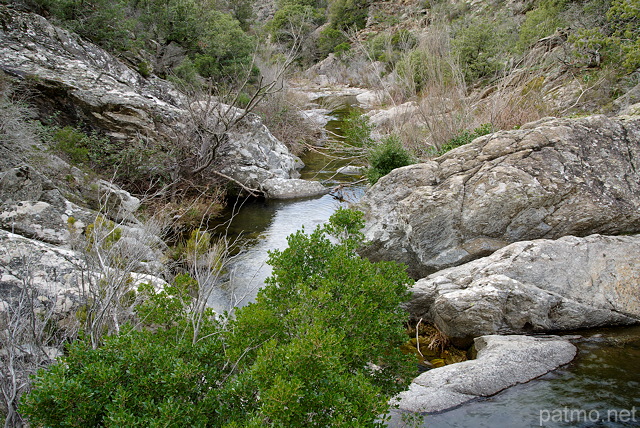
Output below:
[51,126,91,164]
[36,0,137,52]
[317,27,349,57]
[366,135,414,184]
[328,0,371,31]
[367,29,418,68]
[569,0,640,72]
[517,0,567,52]
[431,123,493,156]
[268,3,325,45]
[21,210,415,427]
[453,17,511,82]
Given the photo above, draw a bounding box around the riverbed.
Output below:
[208,90,640,427]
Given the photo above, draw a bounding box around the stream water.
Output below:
[208,92,640,427]
[207,95,365,314]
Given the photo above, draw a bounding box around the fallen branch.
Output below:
[212,170,262,198]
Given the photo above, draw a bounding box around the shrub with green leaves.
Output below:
[366,136,414,184]
[570,0,640,72]
[517,0,567,52]
[21,209,415,427]
[453,17,510,82]
[431,123,493,156]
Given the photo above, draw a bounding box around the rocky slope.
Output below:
[0,5,322,198]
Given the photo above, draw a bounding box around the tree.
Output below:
[20,209,416,427]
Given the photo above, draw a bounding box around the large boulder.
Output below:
[392,335,577,414]
[0,5,303,194]
[360,115,640,278]
[407,234,640,343]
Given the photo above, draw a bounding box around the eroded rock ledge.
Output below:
[0,5,320,198]
[406,234,640,343]
[360,115,640,278]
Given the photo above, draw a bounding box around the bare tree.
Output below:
[0,252,61,428]
[167,39,301,199]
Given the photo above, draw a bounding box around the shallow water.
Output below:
[206,94,365,313]
[388,326,640,428]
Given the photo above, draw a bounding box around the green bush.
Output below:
[52,126,91,164]
[21,210,415,427]
[268,3,325,45]
[317,27,348,57]
[36,0,137,52]
[431,123,493,156]
[366,136,414,184]
[367,29,417,68]
[328,0,371,31]
[453,17,510,82]
[517,1,566,52]
[569,0,640,72]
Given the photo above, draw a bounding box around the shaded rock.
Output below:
[393,335,577,413]
[407,234,640,343]
[261,177,328,199]
[360,115,640,278]
[0,6,303,190]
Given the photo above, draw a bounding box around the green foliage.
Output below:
[36,0,137,52]
[21,303,226,426]
[396,47,455,94]
[431,123,493,156]
[228,208,415,425]
[49,125,173,189]
[51,125,91,164]
[37,0,255,82]
[517,0,566,52]
[341,110,374,147]
[317,27,349,57]
[366,135,414,184]
[85,216,122,252]
[367,29,418,67]
[21,210,415,427]
[606,0,640,70]
[268,3,325,45]
[453,17,511,82]
[328,0,371,31]
[570,0,640,72]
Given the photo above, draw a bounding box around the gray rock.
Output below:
[261,177,328,199]
[0,229,165,316]
[393,335,577,413]
[0,6,303,190]
[336,165,364,175]
[360,115,640,278]
[407,234,640,342]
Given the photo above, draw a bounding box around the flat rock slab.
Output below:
[393,335,577,414]
[262,178,328,199]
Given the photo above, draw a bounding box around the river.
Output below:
[208,91,640,427]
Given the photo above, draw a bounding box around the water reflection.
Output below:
[208,186,365,314]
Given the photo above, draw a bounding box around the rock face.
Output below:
[0,5,308,195]
[0,229,165,319]
[360,115,640,278]
[393,335,577,413]
[407,234,640,343]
